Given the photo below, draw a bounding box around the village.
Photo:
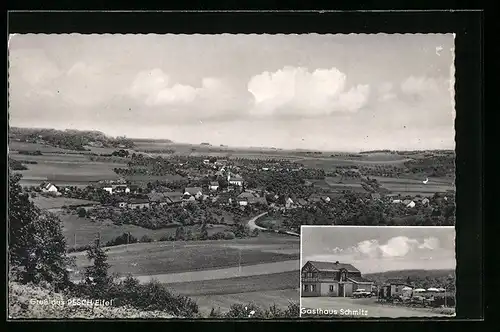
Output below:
[28,151,456,242]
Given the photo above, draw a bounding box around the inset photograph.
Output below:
[300,226,456,318]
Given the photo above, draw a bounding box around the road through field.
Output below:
[119,259,300,284]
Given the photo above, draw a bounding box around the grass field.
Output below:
[10,152,124,186]
[70,233,299,273]
[30,196,99,209]
[192,289,299,315]
[166,271,299,296]
[72,244,299,276]
[9,141,81,154]
[59,213,230,249]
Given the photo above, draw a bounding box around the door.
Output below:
[339,283,344,297]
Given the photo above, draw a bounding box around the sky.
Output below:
[8,34,455,151]
[301,226,456,274]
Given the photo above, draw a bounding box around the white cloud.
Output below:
[247,66,370,116]
[400,76,441,95]
[128,69,238,114]
[351,236,441,259]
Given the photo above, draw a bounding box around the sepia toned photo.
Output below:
[300,226,456,318]
[8,33,455,319]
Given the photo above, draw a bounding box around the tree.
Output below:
[200,222,209,240]
[175,226,185,241]
[8,172,70,289]
[84,237,112,295]
[77,207,87,218]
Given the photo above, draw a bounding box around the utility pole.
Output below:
[74,233,76,249]
[238,249,242,276]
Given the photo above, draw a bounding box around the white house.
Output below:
[209,181,219,191]
[41,182,58,193]
[238,199,248,206]
[422,198,430,205]
[392,199,402,204]
[228,173,244,186]
[406,201,416,208]
[103,187,113,195]
[285,197,295,209]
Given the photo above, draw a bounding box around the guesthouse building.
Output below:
[301,261,374,297]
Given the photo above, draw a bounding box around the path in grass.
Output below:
[118,259,300,284]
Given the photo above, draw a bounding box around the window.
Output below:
[329,285,334,292]
[312,285,317,292]
[307,272,312,278]
[303,284,308,292]
[302,273,306,279]
[312,272,317,278]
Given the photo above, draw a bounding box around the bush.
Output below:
[77,207,87,218]
[106,233,138,247]
[108,278,199,317]
[223,231,235,240]
[140,235,153,243]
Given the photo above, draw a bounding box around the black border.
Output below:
[5,9,484,329]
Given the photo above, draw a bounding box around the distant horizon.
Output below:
[9,125,455,153]
[9,34,455,151]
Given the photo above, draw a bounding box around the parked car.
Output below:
[352,289,372,298]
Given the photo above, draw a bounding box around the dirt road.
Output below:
[119,259,300,284]
[301,297,454,318]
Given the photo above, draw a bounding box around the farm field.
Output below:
[30,196,99,210]
[300,157,410,171]
[9,141,83,154]
[59,213,230,249]
[192,289,299,315]
[71,242,299,277]
[69,233,299,275]
[300,297,454,318]
[11,153,124,186]
[166,271,298,296]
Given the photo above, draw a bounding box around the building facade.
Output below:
[301,261,373,297]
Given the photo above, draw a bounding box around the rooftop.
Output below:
[304,261,360,273]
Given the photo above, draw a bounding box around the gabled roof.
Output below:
[348,276,373,283]
[238,191,255,199]
[129,198,149,204]
[184,187,203,195]
[210,181,219,186]
[248,196,267,205]
[229,175,244,181]
[305,261,360,273]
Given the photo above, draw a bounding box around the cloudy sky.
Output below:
[301,226,455,274]
[8,34,455,151]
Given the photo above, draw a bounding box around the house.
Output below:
[238,191,255,199]
[323,196,331,203]
[371,193,381,200]
[228,174,244,187]
[183,187,203,200]
[392,199,402,204]
[380,279,414,299]
[296,198,308,207]
[128,198,150,209]
[114,184,130,194]
[40,182,58,193]
[209,181,219,191]
[402,199,412,205]
[301,261,374,297]
[285,197,295,209]
[422,198,430,205]
[237,198,248,206]
[148,193,169,207]
[248,196,268,205]
[406,201,416,208]
[261,167,269,171]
